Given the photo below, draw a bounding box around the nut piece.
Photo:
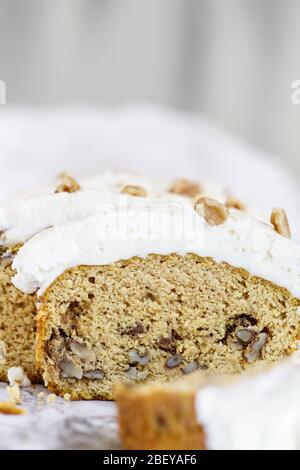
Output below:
[125,366,138,380]
[157,337,176,353]
[182,360,199,375]
[55,175,81,194]
[225,196,246,211]
[245,332,268,363]
[270,208,291,238]
[123,322,145,337]
[68,340,96,363]
[235,328,256,345]
[59,355,83,379]
[0,340,6,365]
[121,185,147,197]
[194,197,229,226]
[83,369,104,380]
[128,349,151,366]
[166,354,183,369]
[125,367,149,381]
[169,179,201,197]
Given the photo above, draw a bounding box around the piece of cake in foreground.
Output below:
[117,359,300,450]
[10,189,300,399]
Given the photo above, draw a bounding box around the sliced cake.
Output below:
[0,172,222,382]
[9,184,300,399]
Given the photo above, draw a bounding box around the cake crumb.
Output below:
[6,384,22,405]
[0,401,25,415]
[47,393,57,404]
[7,366,31,387]
[63,393,71,401]
[36,392,46,405]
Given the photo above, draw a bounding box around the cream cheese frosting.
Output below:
[0,171,225,246]
[11,193,300,297]
[196,360,300,450]
[2,170,300,298]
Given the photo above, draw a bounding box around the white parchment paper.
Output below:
[0,383,120,450]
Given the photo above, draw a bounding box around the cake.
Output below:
[0,171,226,382]
[117,359,300,450]
[6,173,300,399]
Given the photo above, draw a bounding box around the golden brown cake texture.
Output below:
[36,253,300,400]
[0,247,39,382]
[117,381,205,450]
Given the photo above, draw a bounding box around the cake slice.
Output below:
[117,359,300,450]
[0,172,222,382]
[10,187,300,399]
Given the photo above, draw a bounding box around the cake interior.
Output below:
[36,254,300,399]
[0,249,39,382]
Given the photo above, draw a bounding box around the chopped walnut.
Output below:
[128,349,151,366]
[166,354,183,369]
[245,332,268,363]
[182,360,199,375]
[169,179,201,197]
[55,175,81,194]
[225,196,246,211]
[121,185,147,197]
[59,355,83,379]
[194,197,229,226]
[68,340,96,363]
[270,208,291,238]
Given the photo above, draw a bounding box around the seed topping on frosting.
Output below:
[55,175,81,194]
[169,178,201,197]
[270,208,291,238]
[194,197,229,226]
[121,185,147,197]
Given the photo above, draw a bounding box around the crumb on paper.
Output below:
[7,366,31,387]
[63,393,71,401]
[0,401,25,415]
[36,392,46,405]
[47,394,57,404]
[6,384,22,405]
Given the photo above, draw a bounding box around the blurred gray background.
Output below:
[0,0,300,175]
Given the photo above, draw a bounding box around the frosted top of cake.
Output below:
[196,360,300,450]
[0,171,225,246]
[7,173,300,298]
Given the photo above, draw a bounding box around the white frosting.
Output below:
[11,192,300,297]
[2,170,300,298]
[196,361,300,450]
[0,171,225,246]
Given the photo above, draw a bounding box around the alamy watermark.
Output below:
[0,80,6,104]
[291,80,300,104]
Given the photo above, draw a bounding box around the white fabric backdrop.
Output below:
[0,105,299,238]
